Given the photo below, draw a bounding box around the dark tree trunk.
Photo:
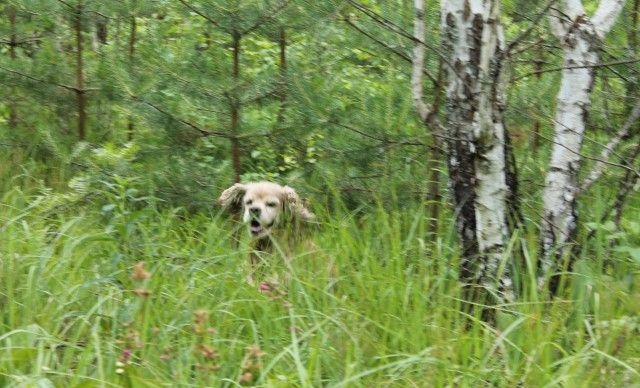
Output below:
[127,15,137,142]
[231,30,242,183]
[74,1,87,141]
[96,15,108,44]
[8,5,18,129]
[276,26,287,127]
[531,48,544,154]
[426,60,444,237]
[627,0,640,113]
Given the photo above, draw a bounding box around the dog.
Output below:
[218,181,317,287]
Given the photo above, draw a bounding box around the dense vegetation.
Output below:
[1,0,639,386]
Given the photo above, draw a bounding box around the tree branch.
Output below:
[0,64,96,93]
[592,141,640,234]
[242,0,290,36]
[506,0,558,55]
[579,99,640,193]
[549,6,570,38]
[537,126,639,175]
[54,0,74,9]
[138,98,229,138]
[512,57,640,81]
[345,0,454,95]
[328,119,425,146]
[592,0,626,38]
[346,0,416,42]
[344,18,417,70]
[178,0,223,30]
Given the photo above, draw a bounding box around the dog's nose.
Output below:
[250,207,261,217]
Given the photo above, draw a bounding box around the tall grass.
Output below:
[1,182,639,387]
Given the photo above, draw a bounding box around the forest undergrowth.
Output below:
[1,166,639,387]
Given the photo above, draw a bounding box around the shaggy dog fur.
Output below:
[218,181,316,285]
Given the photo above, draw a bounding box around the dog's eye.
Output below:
[245,199,253,206]
[266,201,278,208]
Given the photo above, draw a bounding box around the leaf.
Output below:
[0,347,38,363]
[614,246,640,264]
[102,203,117,214]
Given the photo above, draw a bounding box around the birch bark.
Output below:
[438,0,512,299]
[540,0,625,290]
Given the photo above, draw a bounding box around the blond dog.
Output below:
[218,181,316,286]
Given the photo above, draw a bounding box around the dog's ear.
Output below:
[218,183,246,214]
[282,186,315,222]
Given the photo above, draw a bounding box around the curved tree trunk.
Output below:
[540,0,625,293]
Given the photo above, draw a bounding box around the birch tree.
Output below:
[540,0,625,292]
[412,0,514,310]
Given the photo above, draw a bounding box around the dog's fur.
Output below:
[218,181,316,285]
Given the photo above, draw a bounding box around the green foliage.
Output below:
[1,187,639,386]
[1,0,639,385]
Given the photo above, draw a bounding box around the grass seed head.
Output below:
[132,261,151,280]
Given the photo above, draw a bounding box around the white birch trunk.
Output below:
[540,0,625,289]
[440,0,511,298]
[411,0,432,123]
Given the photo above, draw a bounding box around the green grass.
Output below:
[1,183,639,387]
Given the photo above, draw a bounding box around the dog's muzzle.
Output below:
[249,219,275,236]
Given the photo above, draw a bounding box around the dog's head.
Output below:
[218,181,314,238]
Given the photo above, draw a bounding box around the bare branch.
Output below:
[0,36,42,45]
[345,0,447,59]
[343,17,438,84]
[549,6,571,38]
[0,64,96,93]
[537,125,639,174]
[611,144,640,226]
[592,141,640,233]
[178,0,223,30]
[242,1,290,36]
[506,0,558,55]
[512,57,640,81]
[579,99,640,193]
[346,0,455,96]
[138,99,229,138]
[328,119,425,146]
[54,0,74,9]
[345,0,416,42]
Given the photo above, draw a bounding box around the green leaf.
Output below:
[614,246,640,263]
[0,347,38,363]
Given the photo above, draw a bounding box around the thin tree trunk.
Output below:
[410,0,445,238]
[426,60,444,237]
[8,5,18,129]
[611,143,640,228]
[627,0,640,111]
[540,0,625,293]
[531,44,544,154]
[74,0,87,141]
[276,25,287,127]
[176,1,288,183]
[95,15,108,45]
[231,30,242,183]
[127,15,137,142]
